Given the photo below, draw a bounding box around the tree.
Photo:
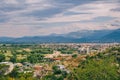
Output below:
[27,53,44,63]
[0,64,9,76]
[9,67,19,78]
[0,54,5,62]
[52,66,62,75]
[72,54,77,58]
[74,56,120,80]
[10,56,17,63]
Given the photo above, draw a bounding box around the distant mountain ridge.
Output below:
[0,29,120,43]
[63,30,113,39]
[101,29,120,42]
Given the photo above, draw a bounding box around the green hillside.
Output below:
[71,47,120,80]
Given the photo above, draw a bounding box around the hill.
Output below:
[0,29,120,43]
[101,29,120,42]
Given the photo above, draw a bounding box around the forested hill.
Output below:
[72,46,120,80]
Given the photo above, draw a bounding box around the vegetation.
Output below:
[0,54,5,62]
[57,48,76,54]
[27,53,44,63]
[71,46,120,80]
[0,44,120,80]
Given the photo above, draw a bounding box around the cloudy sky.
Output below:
[0,0,120,37]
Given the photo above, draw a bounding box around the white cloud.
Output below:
[42,1,120,23]
[26,0,42,4]
[3,0,18,4]
[0,25,31,37]
[0,0,120,37]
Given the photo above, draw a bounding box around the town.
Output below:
[0,43,120,80]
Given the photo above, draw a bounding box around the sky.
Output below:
[0,0,120,37]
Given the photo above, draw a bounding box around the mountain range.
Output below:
[0,29,120,43]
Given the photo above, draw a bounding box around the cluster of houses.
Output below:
[40,43,119,55]
[76,43,120,54]
[0,62,45,77]
[0,62,33,75]
[0,61,70,78]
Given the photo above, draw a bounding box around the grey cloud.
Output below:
[63,11,93,16]
[0,0,103,23]
[0,1,27,12]
[0,13,9,23]
[22,7,65,19]
[0,0,120,37]
[111,7,120,12]
[0,5,25,12]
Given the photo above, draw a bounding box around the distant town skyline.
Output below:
[0,0,120,37]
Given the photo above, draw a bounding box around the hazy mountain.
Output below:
[101,29,120,42]
[0,36,77,43]
[0,37,15,42]
[0,29,120,43]
[14,36,76,43]
[63,30,113,39]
